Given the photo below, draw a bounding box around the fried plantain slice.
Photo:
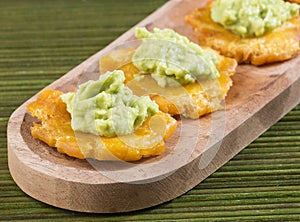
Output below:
[185,1,300,65]
[286,0,300,3]
[100,48,237,119]
[148,53,236,118]
[27,89,177,161]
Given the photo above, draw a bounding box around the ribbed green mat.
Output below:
[1,0,300,221]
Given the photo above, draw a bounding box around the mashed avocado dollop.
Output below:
[211,0,300,38]
[61,70,159,137]
[132,28,219,88]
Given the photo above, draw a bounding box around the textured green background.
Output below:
[1,0,300,221]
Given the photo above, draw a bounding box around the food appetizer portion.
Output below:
[28,27,236,161]
[186,0,300,65]
[27,71,177,161]
[100,28,237,119]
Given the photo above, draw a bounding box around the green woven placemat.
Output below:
[1,0,300,221]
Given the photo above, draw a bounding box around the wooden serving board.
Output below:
[7,0,300,213]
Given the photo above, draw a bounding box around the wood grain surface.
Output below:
[4,0,300,216]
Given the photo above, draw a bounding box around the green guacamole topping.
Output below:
[132,28,219,88]
[211,0,300,38]
[61,70,159,137]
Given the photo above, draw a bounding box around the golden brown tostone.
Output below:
[27,89,177,162]
[185,1,300,65]
[100,48,237,119]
